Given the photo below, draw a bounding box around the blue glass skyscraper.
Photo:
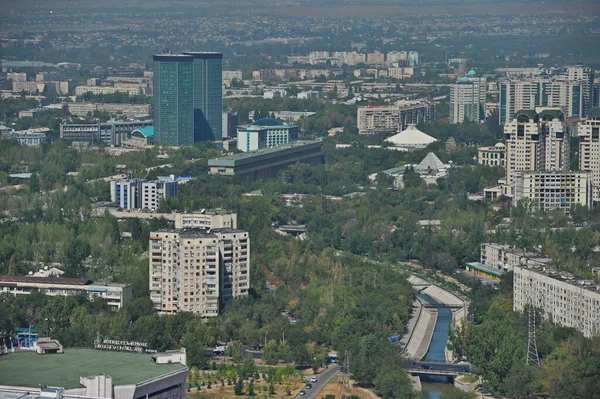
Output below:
[153,55,194,146]
[183,52,223,142]
[153,52,223,145]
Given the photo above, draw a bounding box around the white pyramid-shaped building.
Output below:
[415,152,445,172]
[384,125,437,151]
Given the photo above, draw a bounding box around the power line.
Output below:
[340,350,351,399]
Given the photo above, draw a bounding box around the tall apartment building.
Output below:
[153,52,223,145]
[357,101,435,134]
[222,109,239,139]
[513,170,592,213]
[504,110,570,196]
[514,264,600,338]
[149,228,249,316]
[450,70,486,124]
[578,109,600,201]
[111,178,178,210]
[499,65,594,124]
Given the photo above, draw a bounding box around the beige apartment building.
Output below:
[578,109,600,201]
[174,210,237,229]
[504,110,569,196]
[513,170,592,213]
[514,264,600,337]
[149,228,249,317]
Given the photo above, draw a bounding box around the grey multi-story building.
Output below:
[149,228,249,316]
[578,109,600,201]
[480,243,551,272]
[153,52,223,146]
[60,120,152,146]
[449,70,486,124]
[514,264,600,338]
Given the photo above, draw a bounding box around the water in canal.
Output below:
[418,293,455,399]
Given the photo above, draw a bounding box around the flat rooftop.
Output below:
[209,140,321,163]
[0,349,185,388]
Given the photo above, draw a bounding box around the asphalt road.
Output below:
[298,364,340,399]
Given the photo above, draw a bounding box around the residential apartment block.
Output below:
[504,110,570,196]
[111,177,178,210]
[449,70,486,124]
[0,275,132,309]
[174,210,237,230]
[578,109,600,201]
[480,243,551,272]
[357,101,435,134]
[149,228,249,316]
[513,170,592,213]
[514,264,600,337]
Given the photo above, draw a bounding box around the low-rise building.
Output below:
[357,101,435,134]
[1,128,49,146]
[75,85,143,96]
[478,143,506,166]
[208,140,323,181]
[0,275,132,309]
[513,170,592,213]
[514,264,600,337]
[111,177,178,210]
[480,243,550,272]
[60,120,152,146]
[237,117,298,152]
[0,349,187,399]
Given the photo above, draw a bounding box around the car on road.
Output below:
[462,367,473,373]
[421,364,432,370]
[298,389,307,396]
[310,376,317,383]
[305,383,312,389]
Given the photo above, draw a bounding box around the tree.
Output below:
[227,341,245,364]
[29,172,40,193]
[247,379,255,396]
[263,339,279,365]
[234,378,244,395]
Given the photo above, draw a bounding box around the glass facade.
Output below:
[153,55,194,146]
[184,52,223,142]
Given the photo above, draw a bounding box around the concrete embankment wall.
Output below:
[404,303,438,360]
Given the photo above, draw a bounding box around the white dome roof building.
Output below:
[384,125,438,151]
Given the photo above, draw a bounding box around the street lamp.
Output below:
[264,331,268,347]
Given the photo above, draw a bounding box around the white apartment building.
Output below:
[111,178,178,210]
[237,118,298,152]
[478,143,506,166]
[59,102,151,118]
[75,85,143,96]
[480,243,550,272]
[174,210,237,229]
[578,109,600,201]
[0,275,132,309]
[514,265,600,337]
[513,170,592,213]
[149,228,249,316]
[449,70,486,124]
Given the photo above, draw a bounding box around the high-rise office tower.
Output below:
[504,110,569,196]
[149,228,249,316]
[183,52,223,142]
[578,109,600,201]
[153,55,194,146]
[449,70,486,124]
[153,52,223,146]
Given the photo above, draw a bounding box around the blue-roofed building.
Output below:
[237,117,299,152]
[130,126,155,145]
